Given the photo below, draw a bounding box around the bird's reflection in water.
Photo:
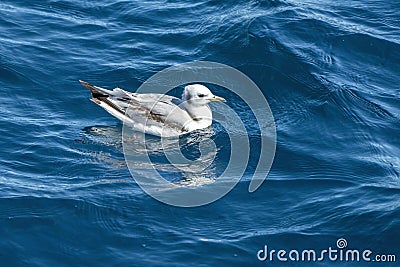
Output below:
[124,125,219,188]
[83,124,221,187]
[82,124,123,147]
[80,125,125,170]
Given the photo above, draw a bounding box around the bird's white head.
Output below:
[182,84,226,106]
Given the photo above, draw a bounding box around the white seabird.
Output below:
[80,80,226,137]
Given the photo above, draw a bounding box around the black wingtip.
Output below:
[79,80,94,90]
[79,80,108,98]
[79,80,92,89]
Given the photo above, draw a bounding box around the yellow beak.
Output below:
[210,95,226,102]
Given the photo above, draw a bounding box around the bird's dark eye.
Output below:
[198,94,206,98]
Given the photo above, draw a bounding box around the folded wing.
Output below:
[80,80,193,136]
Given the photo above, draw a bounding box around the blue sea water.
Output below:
[1,0,399,266]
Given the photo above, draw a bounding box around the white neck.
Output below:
[182,102,213,131]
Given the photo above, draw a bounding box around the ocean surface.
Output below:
[1,0,399,266]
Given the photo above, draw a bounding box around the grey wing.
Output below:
[108,89,193,131]
[81,81,191,136]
